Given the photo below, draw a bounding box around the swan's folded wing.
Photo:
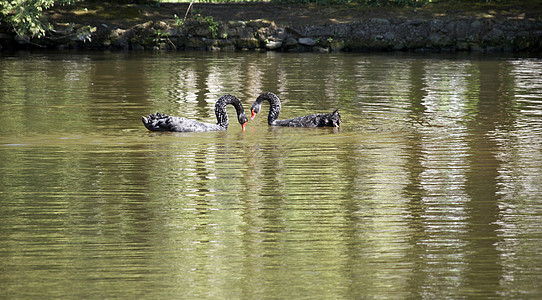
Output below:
[166,117,223,132]
[272,111,340,127]
[143,114,223,132]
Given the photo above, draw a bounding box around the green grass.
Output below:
[156,0,521,3]
[159,0,268,3]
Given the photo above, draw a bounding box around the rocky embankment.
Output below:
[2,12,541,52]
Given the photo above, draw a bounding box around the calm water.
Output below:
[1,51,542,298]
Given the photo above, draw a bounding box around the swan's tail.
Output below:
[142,112,170,131]
[326,110,341,127]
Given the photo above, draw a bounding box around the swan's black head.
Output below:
[238,112,248,132]
[250,102,262,120]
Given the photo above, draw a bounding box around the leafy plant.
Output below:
[76,25,96,42]
[153,29,171,43]
[173,4,220,39]
[174,14,184,27]
[203,16,219,38]
[190,14,219,38]
[153,28,176,49]
[0,0,78,38]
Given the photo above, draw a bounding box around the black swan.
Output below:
[250,92,341,127]
[142,94,248,132]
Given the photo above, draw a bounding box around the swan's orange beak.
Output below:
[250,109,256,120]
[242,122,247,132]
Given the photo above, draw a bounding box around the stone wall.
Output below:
[2,16,541,52]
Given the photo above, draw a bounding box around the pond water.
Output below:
[1,50,542,298]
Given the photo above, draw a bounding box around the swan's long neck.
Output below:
[255,92,281,125]
[215,94,246,128]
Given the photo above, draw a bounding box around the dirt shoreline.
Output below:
[46,2,542,27]
[2,2,542,52]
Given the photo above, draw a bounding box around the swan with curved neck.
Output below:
[251,92,341,127]
[142,94,248,132]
